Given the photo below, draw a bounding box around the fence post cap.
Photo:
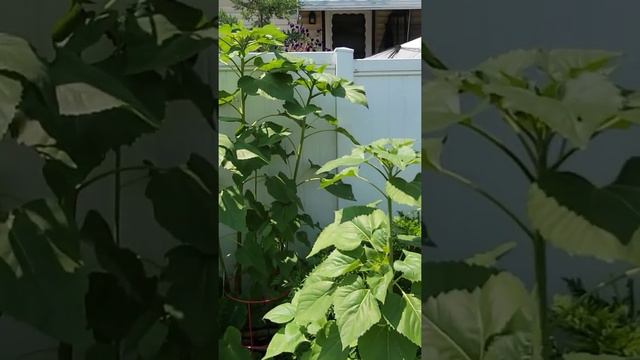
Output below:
[334,47,354,54]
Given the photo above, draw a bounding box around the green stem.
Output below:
[533,233,550,359]
[440,169,534,240]
[76,166,151,192]
[293,73,317,182]
[293,125,306,182]
[114,149,121,246]
[461,123,534,181]
[551,148,578,170]
[385,167,394,265]
[387,195,394,266]
[114,149,122,360]
[532,129,551,359]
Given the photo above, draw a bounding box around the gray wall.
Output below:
[0,0,216,358]
[424,1,640,294]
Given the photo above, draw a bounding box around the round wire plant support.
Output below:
[224,290,291,352]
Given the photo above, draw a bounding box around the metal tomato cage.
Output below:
[224,291,290,352]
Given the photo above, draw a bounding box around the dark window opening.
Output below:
[331,14,366,59]
[379,10,419,52]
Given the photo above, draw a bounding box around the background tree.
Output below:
[218,9,239,25]
[231,0,300,27]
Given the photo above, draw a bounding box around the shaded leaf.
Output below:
[302,321,348,360]
[164,246,216,347]
[423,261,499,299]
[358,324,417,360]
[385,176,421,208]
[146,155,216,254]
[219,326,251,360]
[423,272,531,360]
[0,199,89,344]
[528,159,640,265]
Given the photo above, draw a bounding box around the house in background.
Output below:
[220,0,421,58]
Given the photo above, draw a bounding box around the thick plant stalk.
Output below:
[114,148,122,360]
[387,196,394,265]
[115,148,122,246]
[533,233,549,359]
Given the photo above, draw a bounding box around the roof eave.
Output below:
[301,6,421,10]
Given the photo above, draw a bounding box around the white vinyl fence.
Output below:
[219,48,421,265]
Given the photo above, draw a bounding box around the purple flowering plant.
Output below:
[283,22,326,52]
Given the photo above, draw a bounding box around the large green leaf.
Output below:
[381,292,421,346]
[0,33,54,108]
[146,154,216,254]
[484,84,590,148]
[320,167,358,188]
[316,148,366,174]
[263,302,296,324]
[358,324,418,360]
[541,49,620,81]
[367,138,420,170]
[323,178,356,201]
[294,280,334,324]
[235,236,269,279]
[85,272,149,343]
[423,80,464,133]
[334,81,368,108]
[561,72,622,128]
[0,199,89,345]
[82,212,159,346]
[423,272,531,360]
[475,49,541,80]
[308,209,387,257]
[366,268,393,303]
[528,158,640,265]
[423,261,499,299]
[165,62,214,122]
[424,137,444,171]
[301,321,348,360]
[6,76,72,168]
[393,250,421,282]
[385,176,421,207]
[313,249,362,278]
[265,172,298,204]
[123,7,216,74]
[49,53,162,172]
[52,51,158,123]
[219,186,246,232]
[307,221,359,257]
[164,245,215,347]
[333,275,381,348]
[81,211,156,301]
[57,10,118,53]
[0,75,22,138]
[263,322,307,359]
[238,72,295,102]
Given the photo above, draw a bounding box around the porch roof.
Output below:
[300,0,421,11]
